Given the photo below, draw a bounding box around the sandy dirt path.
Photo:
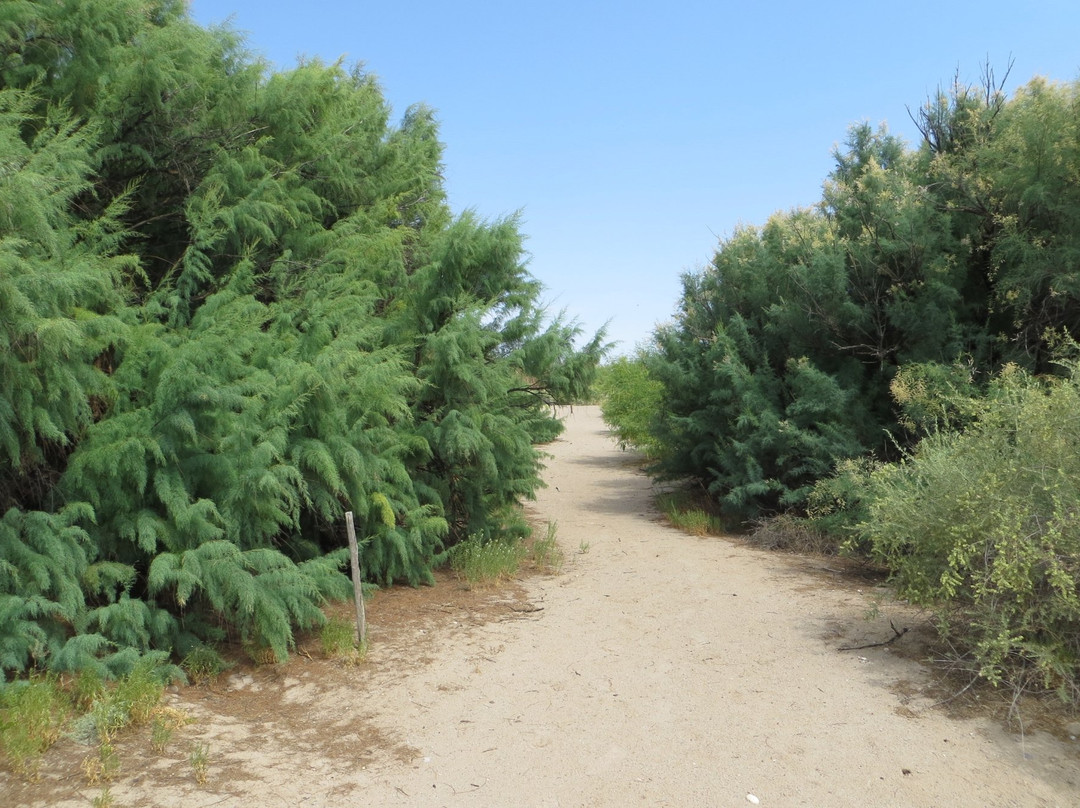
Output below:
[9,406,1079,807]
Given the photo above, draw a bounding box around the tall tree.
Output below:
[0,0,604,678]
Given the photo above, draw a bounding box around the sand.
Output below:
[6,405,1079,807]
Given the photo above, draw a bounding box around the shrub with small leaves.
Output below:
[857,363,1080,698]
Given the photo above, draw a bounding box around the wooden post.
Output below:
[345,511,366,646]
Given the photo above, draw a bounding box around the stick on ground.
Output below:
[838,620,908,651]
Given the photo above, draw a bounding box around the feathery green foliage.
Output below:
[644,71,1080,520]
[0,0,604,679]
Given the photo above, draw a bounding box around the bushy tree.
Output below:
[0,0,603,678]
[596,355,664,455]
[645,71,1080,520]
[649,204,896,517]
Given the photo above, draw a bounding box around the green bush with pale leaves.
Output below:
[857,364,1080,697]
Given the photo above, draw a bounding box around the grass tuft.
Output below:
[190,741,210,784]
[449,534,526,586]
[0,674,71,780]
[319,616,367,665]
[746,514,839,555]
[182,645,231,686]
[529,522,564,572]
[656,490,727,537]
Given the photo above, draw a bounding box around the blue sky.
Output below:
[189,1,1080,357]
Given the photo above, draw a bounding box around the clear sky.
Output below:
[189,0,1080,357]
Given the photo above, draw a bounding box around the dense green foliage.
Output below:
[646,72,1080,519]
[857,363,1080,697]
[595,356,664,455]
[0,0,602,679]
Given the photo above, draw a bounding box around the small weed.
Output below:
[449,534,526,586]
[181,646,230,686]
[98,741,120,781]
[150,706,191,753]
[578,540,591,554]
[81,741,118,785]
[189,741,210,784]
[864,597,883,622]
[150,715,173,754]
[91,787,114,808]
[530,522,564,572]
[0,673,71,780]
[81,751,100,785]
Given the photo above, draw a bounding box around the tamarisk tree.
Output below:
[647,69,1080,519]
[0,0,603,678]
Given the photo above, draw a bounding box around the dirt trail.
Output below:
[10,406,1080,807]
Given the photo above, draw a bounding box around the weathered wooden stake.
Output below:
[345,511,366,646]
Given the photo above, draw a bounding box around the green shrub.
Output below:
[596,356,664,455]
[804,456,882,550]
[0,0,604,681]
[857,364,1080,699]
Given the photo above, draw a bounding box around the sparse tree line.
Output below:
[600,66,1080,701]
[0,0,603,681]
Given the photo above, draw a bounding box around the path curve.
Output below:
[352,406,1077,807]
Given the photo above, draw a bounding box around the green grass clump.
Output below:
[529,522,564,572]
[450,534,526,586]
[2,658,189,785]
[181,646,230,686]
[319,616,367,664]
[0,674,72,779]
[70,657,167,746]
[667,507,719,536]
[656,490,726,537]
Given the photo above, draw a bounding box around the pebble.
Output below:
[746,795,760,805]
